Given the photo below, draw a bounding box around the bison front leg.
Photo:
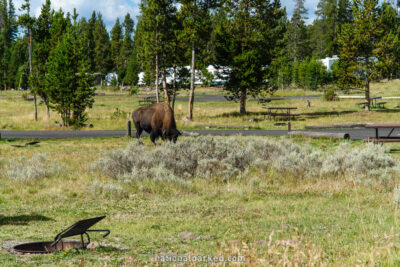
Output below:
[150,131,158,145]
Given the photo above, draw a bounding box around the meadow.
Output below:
[1,136,400,265]
[2,81,400,265]
[1,79,400,131]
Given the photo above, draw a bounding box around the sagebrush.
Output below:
[6,154,61,182]
[93,137,397,183]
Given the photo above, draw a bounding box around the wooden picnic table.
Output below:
[365,123,400,142]
[357,96,386,109]
[264,107,297,121]
[138,95,159,106]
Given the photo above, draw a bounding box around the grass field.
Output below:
[1,80,400,131]
[1,136,400,265]
[2,81,400,265]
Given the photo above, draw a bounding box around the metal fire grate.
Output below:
[12,216,110,254]
[51,216,110,247]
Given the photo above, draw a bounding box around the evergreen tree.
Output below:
[375,3,399,80]
[138,0,176,103]
[120,13,134,85]
[0,0,17,90]
[337,0,352,30]
[8,37,28,89]
[46,28,94,126]
[337,0,381,111]
[179,0,218,120]
[286,0,310,62]
[314,0,338,56]
[33,0,53,118]
[18,0,37,120]
[93,13,112,82]
[86,12,97,72]
[110,18,123,76]
[215,0,286,114]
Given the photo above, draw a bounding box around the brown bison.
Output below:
[132,103,181,144]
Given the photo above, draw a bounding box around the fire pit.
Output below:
[12,216,110,254]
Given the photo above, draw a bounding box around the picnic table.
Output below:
[263,107,297,121]
[365,123,400,143]
[357,96,386,109]
[138,95,158,106]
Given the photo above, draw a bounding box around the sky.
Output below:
[13,0,320,30]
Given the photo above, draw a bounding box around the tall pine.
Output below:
[216,0,285,114]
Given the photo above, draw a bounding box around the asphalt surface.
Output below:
[0,128,394,141]
[175,94,322,102]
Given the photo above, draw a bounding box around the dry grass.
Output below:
[1,79,400,131]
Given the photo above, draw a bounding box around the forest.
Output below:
[0,0,399,123]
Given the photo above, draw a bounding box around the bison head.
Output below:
[163,129,182,143]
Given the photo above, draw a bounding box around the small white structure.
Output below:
[319,55,339,72]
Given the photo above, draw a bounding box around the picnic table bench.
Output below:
[365,123,400,143]
[263,107,298,121]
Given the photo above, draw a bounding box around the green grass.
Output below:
[1,137,400,265]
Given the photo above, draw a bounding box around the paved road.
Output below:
[0,128,395,141]
[175,94,322,102]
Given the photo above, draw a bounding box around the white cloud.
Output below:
[13,0,140,29]
[13,0,321,28]
[280,0,320,24]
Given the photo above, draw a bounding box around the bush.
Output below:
[324,88,338,101]
[6,154,62,182]
[129,86,139,96]
[93,137,398,183]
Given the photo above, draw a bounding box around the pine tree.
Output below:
[18,0,37,120]
[8,37,28,89]
[0,0,17,91]
[337,0,352,30]
[215,0,286,114]
[375,3,399,80]
[110,18,123,76]
[314,0,338,56]
[93,13,112,83]
[179,0,218,120]
[286,0,310,62]
[46,28,94,126]
[337,0,381,111]
[138,0,176,103]
[33,0,53,118]
[120,13,134,85]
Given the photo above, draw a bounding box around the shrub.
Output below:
[324,88,337,101]
[129,86,139,96]
[93,137,398,183]
[6,154,62,182]
[21,92,28,100]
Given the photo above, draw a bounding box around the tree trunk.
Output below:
[162,68,170,104]
[240,88,247,114]
[28,28,37,121]
[365,79,370,111]
[365,57,370,111]
[188,45,196,120]
[44,97,50,118]
[172,66,177,111]
[155,53,160,103]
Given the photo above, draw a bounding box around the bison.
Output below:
[132,102,181,144]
